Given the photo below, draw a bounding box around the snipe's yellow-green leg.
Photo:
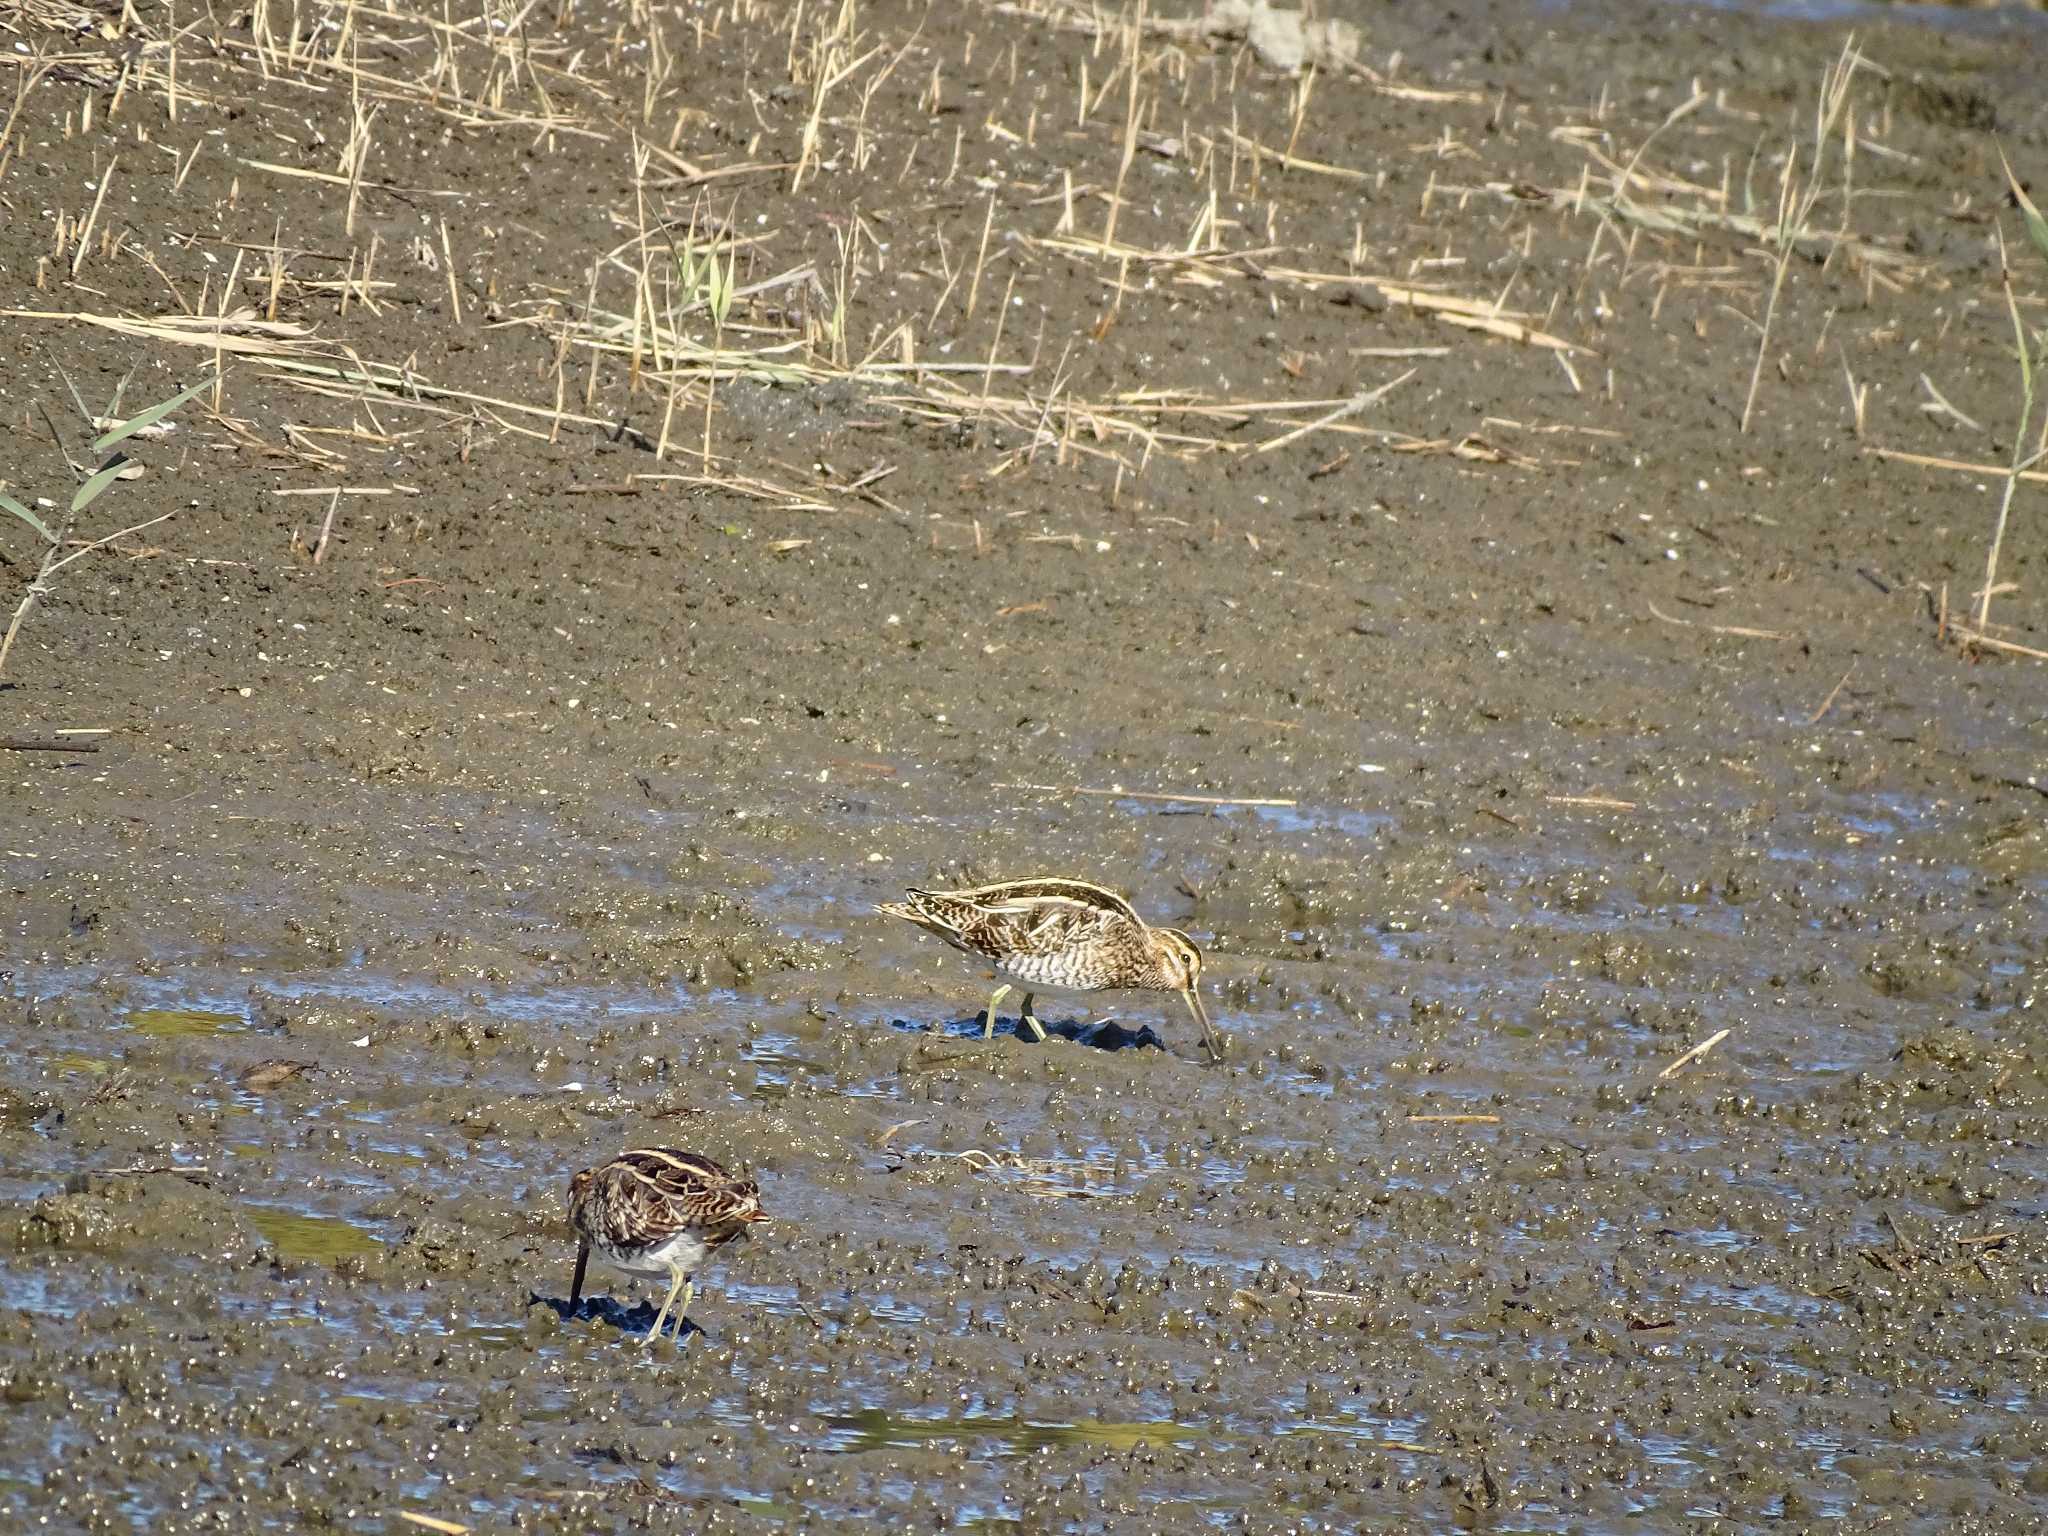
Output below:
[648,1272,695,1343]
[982,983,1048,1041]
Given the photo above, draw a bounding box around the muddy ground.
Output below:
[2,0,2047,1527]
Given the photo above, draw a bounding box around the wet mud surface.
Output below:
[3,0,2047,1528]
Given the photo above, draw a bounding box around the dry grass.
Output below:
[2,0,2034,660]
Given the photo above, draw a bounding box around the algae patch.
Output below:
[127,1007,247,1038]
[246,1209,383,1265]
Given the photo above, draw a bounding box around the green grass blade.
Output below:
[101,364,137,429]
[0,492,57,544]
[2021,200,2048,266]
[1998,149,2048,266]
[53,362,94,434]
[709,250,734,327]
[90,374,215,455]
[70,456,130,515]
[2005,228,2035,416]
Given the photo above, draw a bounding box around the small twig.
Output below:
[1804,667,1853,724]
[44,512,179,577]
[1255,370,1414,455]
[1917,373,1984,434]
[1405,1113,1502,1124]
[1867,446,2048,486]
[1949,625,2048,662]
[1220,127,1370,183]
[1647,600,1792,642]
[903,1042,1009,1073]
[313,488,342,565]
[92,1163,212,1179]
[1657,1028,1732,1080]
[0,736,101,753]
[71,154,119,278]
[994,781,1296,808]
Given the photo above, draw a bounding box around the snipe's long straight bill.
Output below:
[1185,986,1223,1063]
[570,1240,590,1310]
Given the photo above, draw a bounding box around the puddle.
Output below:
[1679,1277,1832,1325]
[1100,796,1396,844]
[816,1408,1216,1457]
[0,1263,124,1321]
[256,972,708,1027]
[1246,802,1396,841]
[1283,1412,1433,1450]
[812,1404,1446,1463]
[1633,0,2048,34]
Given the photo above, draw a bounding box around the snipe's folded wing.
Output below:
[946,877,1143,925]
[979,895,1126,956]
[608,1149,747,1239]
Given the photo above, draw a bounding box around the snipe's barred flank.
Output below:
[567,1148,768,1344]
[877,876,1221,1060]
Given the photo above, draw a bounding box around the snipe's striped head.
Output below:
[1144,927,1213,1052]
[1145,927,1203,991]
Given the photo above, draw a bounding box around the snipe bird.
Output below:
[877,876,1220,1060]
[567,1148,767,1343]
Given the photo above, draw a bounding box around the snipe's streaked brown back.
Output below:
[567,1148,767,1343]
[876,876,1220,1060]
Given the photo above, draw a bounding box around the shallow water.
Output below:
[8,745,2042,1529]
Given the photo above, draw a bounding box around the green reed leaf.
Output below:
[70,456,131,515]
[1998,148,2048,266]
[0,492,57,544]
[90,374,215,456]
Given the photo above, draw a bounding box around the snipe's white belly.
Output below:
[593,1230,712,1280]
